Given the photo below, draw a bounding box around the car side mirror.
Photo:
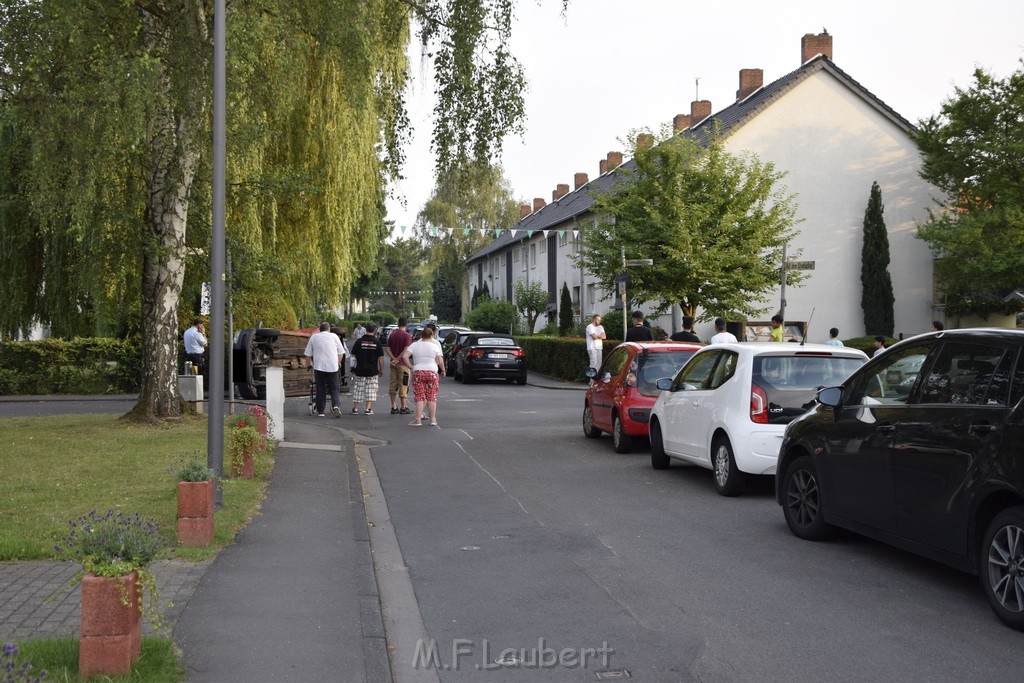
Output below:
[817,386,842,407]
[656,378,673,392]
[585,367,597,379]
[602,373,612,383]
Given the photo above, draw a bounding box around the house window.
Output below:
[513,250,519,263]
[586,283,596,313]
[572,286,580,306]
[530,243,537,269]
[539,239,547,254]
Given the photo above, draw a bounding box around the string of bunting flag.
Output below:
[395,225,580,240]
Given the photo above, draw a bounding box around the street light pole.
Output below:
[621,247,627,340]
[208,0,226,507]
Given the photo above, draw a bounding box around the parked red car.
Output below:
[583,341,702,452]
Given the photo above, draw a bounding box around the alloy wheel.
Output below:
[987,523,1024,614]
[786,468,820,530]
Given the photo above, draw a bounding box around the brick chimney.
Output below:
[520,203,532,219]
[673,114,691,134]
[636,133,654,151]
[552,183,570,201]
[690,100,711,124]
[533,197,546,212]
[736,68,763,101]
[599,159,608,175]
[607,151,623,170]
[801,31,832,63]
[574,172,589,190]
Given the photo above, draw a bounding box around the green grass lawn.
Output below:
[0,412,273,561]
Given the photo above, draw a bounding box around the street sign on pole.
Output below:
[624,259,653,266]
[786,260,816,271]
[614,273,628,283]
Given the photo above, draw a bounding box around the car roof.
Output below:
[696,342,868,358]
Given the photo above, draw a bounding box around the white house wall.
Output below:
[724,70,937,340]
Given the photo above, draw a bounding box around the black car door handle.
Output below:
[968,423,998,437]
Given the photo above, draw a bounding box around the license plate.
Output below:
[490,353,510,359]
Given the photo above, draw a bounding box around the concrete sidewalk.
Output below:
[173,418,389,682]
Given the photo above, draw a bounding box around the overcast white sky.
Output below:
[385,0,1024,235]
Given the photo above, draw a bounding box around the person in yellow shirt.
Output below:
[770,315,784,342]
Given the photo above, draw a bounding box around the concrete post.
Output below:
[178,375,204,414]
[266,366,285,441]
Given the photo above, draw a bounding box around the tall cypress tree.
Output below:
[558,282,574,335]
[861,181,895,336]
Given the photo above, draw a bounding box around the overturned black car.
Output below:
[233,327,348,399]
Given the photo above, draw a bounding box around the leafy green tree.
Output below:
[513,279,549,334]
[861,182,895,336]
[914,63,1024,317]
[0,0,545,418]
[558,282,574,335]
[577,127,799,321]
[418,160,519,320]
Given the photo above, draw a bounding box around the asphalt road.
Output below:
[367,376,1024,682]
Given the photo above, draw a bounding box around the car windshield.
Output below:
[637,350,696,396]
[475,337,515,346]
[754,354,866,423]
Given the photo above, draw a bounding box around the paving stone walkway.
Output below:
[0,558,211,641]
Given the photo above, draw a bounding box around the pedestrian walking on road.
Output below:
[670,315,701,343]
[351,323,385,414]
[386,317,413,414]
[401,325,445,427]
[825,327,844,346]
[304,322,346,417]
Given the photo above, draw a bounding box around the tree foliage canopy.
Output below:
[914,62,1024,316]
[0,0,543,416]
[576,128,799,321]
[513,278,548,334]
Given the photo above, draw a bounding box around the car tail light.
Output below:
[511,348,525,357]
[468,348,485,358]
[751,383,769,424]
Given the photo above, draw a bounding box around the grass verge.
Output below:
[8,637,184,682]
[0,412,273,562]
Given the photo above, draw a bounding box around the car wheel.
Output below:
[583,403,602,439]
[781,455,837,540]
[235,383,258,400]
[980,506,1024,631]
[517,372,527,386]
[711,436,744,497]
[650,421,670,469]
[252,327,280,340]
[461,367,475,384]
[612,414,634,453]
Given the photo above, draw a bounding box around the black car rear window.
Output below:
[754,354,865,423]
[474,337,515,346]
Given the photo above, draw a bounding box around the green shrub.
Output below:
[601,309,625,342]
[0,338,142,395]
[465,300,521,334]
[516,335,589,383]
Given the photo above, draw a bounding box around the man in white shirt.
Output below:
[183,318,207,373]
[585,314,607,370]
[710,317,738,344]
[304,322,346,417]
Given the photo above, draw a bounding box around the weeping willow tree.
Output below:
[0,0,546,419]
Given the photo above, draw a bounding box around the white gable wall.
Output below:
[724,70,937,340]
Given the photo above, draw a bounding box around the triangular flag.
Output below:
[511,230,519,238]
[573,230,579,239]
[430,226,437,236]
[558,230,566,238]
[527,231,534,237]
[494,228,502,237]
[400,225,406,233]
[463,227,470,235]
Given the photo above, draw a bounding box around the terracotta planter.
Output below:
[177,479,214,547]
[256,413,268,437]
[79,571,142,676]
[231,448,255,479]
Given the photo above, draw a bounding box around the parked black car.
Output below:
[453,333,527,385]
[441,330,488,375]
[777,328,1024,630]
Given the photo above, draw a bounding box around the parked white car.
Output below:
[649,342,867,496]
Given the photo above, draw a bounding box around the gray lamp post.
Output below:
[207,0,226,507]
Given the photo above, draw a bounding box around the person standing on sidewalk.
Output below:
[351,323,385,415]
[400,325,445,427]
[670,315,701,342]
[386,317,413,415]
[304,322,346,417]
[183,318,208,373]
[624,311,654,342]
[585,314,606,370]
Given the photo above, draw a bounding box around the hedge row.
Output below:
[515,335,589,383]
[0,338,142,395]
